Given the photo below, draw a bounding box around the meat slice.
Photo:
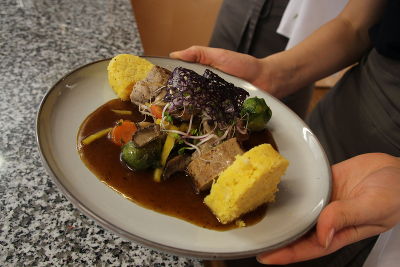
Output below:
[130,66,171,104]
[187,138,244,192]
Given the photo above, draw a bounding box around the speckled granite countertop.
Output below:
[0,0,203,266]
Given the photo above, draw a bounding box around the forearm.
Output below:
[257,0,386,98]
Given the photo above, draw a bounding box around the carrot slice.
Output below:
[150,105,163,119]
[110,120,137,146]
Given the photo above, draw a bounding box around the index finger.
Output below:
[257,232,333,265]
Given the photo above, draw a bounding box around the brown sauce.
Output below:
[77,99,277,231]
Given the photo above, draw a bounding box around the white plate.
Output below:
[36,57,331,259]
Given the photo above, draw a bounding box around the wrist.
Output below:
[257,52,302,99]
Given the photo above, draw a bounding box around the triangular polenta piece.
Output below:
[107,54,154,100]
[204,144,289,224]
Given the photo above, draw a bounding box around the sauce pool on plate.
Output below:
[77,99,278,230]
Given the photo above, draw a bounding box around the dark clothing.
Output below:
[309,49,400,164]
[209,0,289,57]
[369,0,400,60]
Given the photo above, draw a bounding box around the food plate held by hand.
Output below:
[82,54,288,229]
[36,55,331,259]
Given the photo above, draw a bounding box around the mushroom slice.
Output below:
[162,154,191,180]
[132,124,164,147]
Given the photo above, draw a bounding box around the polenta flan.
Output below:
[204,144,289,224]
[107,54,154,100]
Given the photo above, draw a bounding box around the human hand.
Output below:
[257,153,400,265]
[170,46,290,98]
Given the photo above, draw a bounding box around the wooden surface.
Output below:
[131,0,223,56]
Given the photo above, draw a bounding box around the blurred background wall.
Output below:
[131,0,223,56]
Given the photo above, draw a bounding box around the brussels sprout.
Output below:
[240,97,272,132]
[121,139,162,171]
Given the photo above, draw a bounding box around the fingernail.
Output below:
[169,51,178,58]
[256,255,270,264]
[325,228,335,248]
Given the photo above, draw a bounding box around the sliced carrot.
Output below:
[110,120,137,146]
[150,105,163,119]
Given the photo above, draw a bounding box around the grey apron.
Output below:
[308,48,400,164]
[209,0,289,57]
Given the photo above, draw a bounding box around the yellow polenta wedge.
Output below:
[204,144,289,224]
[107,54,154,100]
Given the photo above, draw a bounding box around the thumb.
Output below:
[316,199,375,248]
[169,46,218,66]
[170,46,263,86]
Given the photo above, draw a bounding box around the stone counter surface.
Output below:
[0,0,202,266]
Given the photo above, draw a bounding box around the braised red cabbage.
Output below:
[164,67,249,124]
